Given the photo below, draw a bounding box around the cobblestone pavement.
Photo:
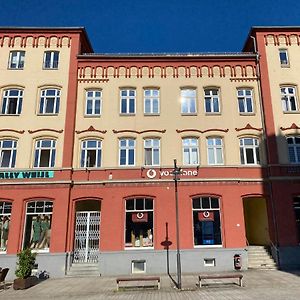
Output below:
[1,269,300,300]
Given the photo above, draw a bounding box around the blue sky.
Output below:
[0,0,300,53]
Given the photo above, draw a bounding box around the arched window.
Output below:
[192,196,222,246]
[239,137,260,165]
[0,139,17,168]
[0,201,12,252]
[34,139,56,168]
[125,197,153,248]
[23,200,53,251]
[80,139,102,168]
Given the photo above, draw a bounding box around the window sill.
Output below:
[37,113,59,116]
[283,110,300,114]
[280,64,290,68]
[84,114,101,118]
[119,113,136,116]
[42,67,59,70]
[181,113,198,116]
[239,112,255,116]
[0,113,21,116]
[144,113,160,116]
[205,112,221,116]
[7,68,24,70]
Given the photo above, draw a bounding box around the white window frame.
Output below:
[207,137,224,165]
[144,139,160,166]
[287,136,300,164]
[0,201,12,252]
[237,89,254,113]
[120,89,136,114]
[0,140,17,168]
[85,90,102,116]
[80,139,102,168]
[8,51,25,69]
[239,137,260,165]
[204,89,220,113]
[279,49,289,67]
[181,89,197,114]
[119,139,135,166]
[1,89,23,115]
[182,138,199,165]
[144,89,160,114]
[34,139,56,168]
[281,86,298,112]
[39,88,60,115]
[43,51,59,69]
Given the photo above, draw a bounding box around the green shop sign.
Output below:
[0,170,54,179]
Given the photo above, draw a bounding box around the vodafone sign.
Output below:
[146,168,198,179]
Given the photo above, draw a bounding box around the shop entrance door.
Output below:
[73,211,100,263]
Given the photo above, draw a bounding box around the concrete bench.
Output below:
[116,276,160,291]
[198,273,243,288]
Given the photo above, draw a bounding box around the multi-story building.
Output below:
[0,26,299,280]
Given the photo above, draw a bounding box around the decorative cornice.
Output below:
[28,129,63,134]
[76,126,107,135]
[176,128,229,134]
[280,123,300,131]
[235,123,263,132]
[113,129,166,134]
[0,129,25,134]
[78,79,109,83]
[230,77,258,82]
[264,33,300,46]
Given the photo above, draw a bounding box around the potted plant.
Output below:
[13,248,38,290]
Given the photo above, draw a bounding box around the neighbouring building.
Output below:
[0,26,299,280]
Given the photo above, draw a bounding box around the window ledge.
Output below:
[283,110,300,114]
[239,112,255,116]
[42,68,59,70]
[205,112,221,116]
[144,113,160,116]
[7,68,24,70]
[119,113,136,116]
[280,64,290,68]
[181,113,198,116]
[37,113,59,116]
[0,113,21,116]
[84,114,101,118]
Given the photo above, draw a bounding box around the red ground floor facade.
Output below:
[0,167,299,278]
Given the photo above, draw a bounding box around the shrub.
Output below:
[15,248,36,279]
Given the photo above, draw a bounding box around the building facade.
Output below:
[0,26,299,279]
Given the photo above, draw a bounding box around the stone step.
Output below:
[67,263,100,277]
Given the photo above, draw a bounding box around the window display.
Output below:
[0,201,11,251]
[23,201,53,251]
[125,198,153,248]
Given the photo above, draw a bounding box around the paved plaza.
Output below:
[1,269,300,299]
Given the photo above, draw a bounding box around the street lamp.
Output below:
[171,159,182,289]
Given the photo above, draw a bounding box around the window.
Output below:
[80,139,102,168]
[85,90,101,116]
[132,260,146,273]
[204,89,220,113]
[23,201,53,251]
[1,89,23,115]
[8,51,25,69]
[240,138,260,165]
[281,87,298,112]
[43,51,59,69]
[237,89,253,113]
[207,137,223,165]
[120,89,135,114]
[279,49,289,66]
[193,196,222,246]
[181,89,196,114]
[119,139,135,166]
[287,136,300,164]
[0,201,12,252]
[293,196,300,243]
[182,138,199,165]
[125,198,153,248]
[39,89,60,114]
[144,89,159,114]
[0,140,17,168]
[34,139,56,168]
[144,139,160,166]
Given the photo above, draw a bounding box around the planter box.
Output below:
[13,276,38,290]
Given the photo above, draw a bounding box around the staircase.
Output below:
[247,246,277,270]
[67,263,100,277]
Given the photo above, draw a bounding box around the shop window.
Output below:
[23,201,53,251]
[125,198,153,248]
[0,201,12,252]
[193,196,222,246]
[293,196,300,243]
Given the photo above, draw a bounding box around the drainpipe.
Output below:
[250,36,280,267]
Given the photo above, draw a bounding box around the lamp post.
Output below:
[171,159,182,289]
